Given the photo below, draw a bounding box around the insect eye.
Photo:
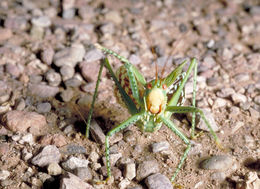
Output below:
[162,84,167,90]
[147,83,152,89]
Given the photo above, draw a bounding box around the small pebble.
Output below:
[124,163,136,180]
[151,141,170,153]
[37,102,51,113]
[119,178,131,189]
[29,75,43,84]
[201,155,233,171]
[11,134,20,141]
[19,133,34,145]
[54,43,85,67]
[79,61,105,82]
[84,49,104,63]
[2,110,47,134]
[254,95,260,105]
[0,28,12,41]
[217,87,235,98]
[47,162,62,175]
[5,63,21,78]
[0,143,9,156]
[88,151,100,162]
[0,93,10,104]
[31,16,51,27]
[211,172,226,182]
[102,153,122,167]
[129,54,141,65]
[123,130,136,143]
[14,98,26,110]
[28,84,59,98]
[62,8,75,19]
[213,98,227,109]
[179,23,188,33]
[22,148,33,161]
[231,93,247,104]
[100,166,121,180]
[127,186,143,189]
[60,88,74,102]
[64,77,82,88]
[45,70,61,87]
[145,173,172,189]
[60,65,75,81]
[221,48,233,60]
[63,124,75,134]
[60,172,95,189]
[240,102,251,110]
[0,170,10,181]
[30,25,44,40]
[89,120,105,144]
[229,106,240,117]
[136,160,160,181]
[4,16,28,31]
[31,145,61,167]
[234,73,250,83]
[39,134,67,147]
[105,10,123,25]
[206,77,219,86]
[37,172,51,183]
[59,144,86,155]
[62,157,89,171]
[249,107,260,119]
[41,47,54,65]
[74,167,92,180]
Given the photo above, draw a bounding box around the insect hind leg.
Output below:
[191,60,197,139]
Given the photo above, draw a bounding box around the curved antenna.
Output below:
[140,19,159,83]
[160,33,187,79]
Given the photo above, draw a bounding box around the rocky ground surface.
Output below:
[0,0,260,189]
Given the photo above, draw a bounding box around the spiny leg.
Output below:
[166,106,221,147]
[105,113,143,182]
[191,59,197,139]
[159,116,191,183]
[86,60,105,138]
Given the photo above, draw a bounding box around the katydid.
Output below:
[86,43,221,184]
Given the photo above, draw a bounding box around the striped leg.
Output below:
[86,60,105,138]
[160,116,191,183]
[166,106,221,147]
[105,113,143,181]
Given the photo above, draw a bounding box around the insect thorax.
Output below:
[137,113,163,132]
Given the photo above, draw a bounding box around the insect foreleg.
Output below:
[159,116,191,182]
[86,60,105,138]
[105,113,143,180]
[166,59,197,116]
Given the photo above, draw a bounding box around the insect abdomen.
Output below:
[114,66,143,109]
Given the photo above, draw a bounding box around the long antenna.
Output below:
[160,33,187,79]
[140,19,159,82]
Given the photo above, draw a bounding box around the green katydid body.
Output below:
[86,43,221,184]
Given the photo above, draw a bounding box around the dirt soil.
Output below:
[0,0,259,189]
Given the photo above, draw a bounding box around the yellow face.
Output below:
[146,88,165,114]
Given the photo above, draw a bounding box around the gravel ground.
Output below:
[0,0,259,189]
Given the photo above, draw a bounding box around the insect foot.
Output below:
[172,181,184,189]
[93,176,114,185]
[190,130,204,140]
